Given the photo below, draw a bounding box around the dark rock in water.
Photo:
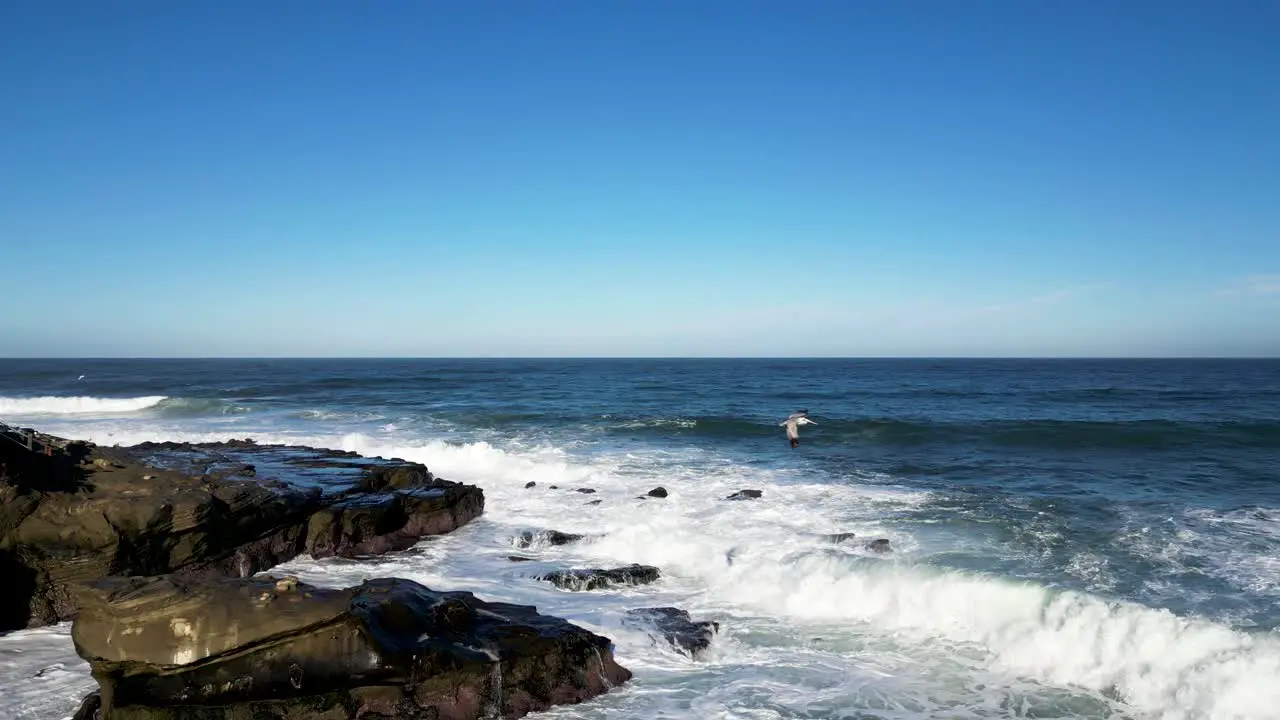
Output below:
[623,607,719,658]
[540,564,661,591]
[647,486,668,498]
[508,555,536,562]
[866,538,892,553]
[70,691,100,720]
[0,432,484,632]
[725,489,763,501]
[305,480,484,559]
[70,574,630,719]
[824,532,858,544]
[576,487,596,494]
[350,464,435,493]
[513,529,585,549]
[525,481,537,488]
[549,485,560,489]
[586,499,602,505]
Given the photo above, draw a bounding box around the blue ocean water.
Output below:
[1,358,1279,720]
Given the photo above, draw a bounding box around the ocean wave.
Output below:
[10,423,1278,719]
[601,415,1280,451]
[0,395,168,415]
[0,395,256,419]
[152,397,252,417]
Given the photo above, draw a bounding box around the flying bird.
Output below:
[779,409,816,448]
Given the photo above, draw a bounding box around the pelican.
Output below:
[779,409,816,448]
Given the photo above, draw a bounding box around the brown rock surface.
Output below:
[70,573,631,719]
[0,431,483,631]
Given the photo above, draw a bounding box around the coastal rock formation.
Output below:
[513,529,584,549]
[70,574,631,719]
[305,480,484,558]
[866,538,892,553]
[725,489,763,501]
[540,564,661,591]
[623,607,719,658]
[0,431,484,631]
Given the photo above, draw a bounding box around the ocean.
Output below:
[1,358,1278,720]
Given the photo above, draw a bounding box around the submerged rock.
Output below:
[646,486,668,498]
[525,481,536,489]
[824,532,858,544]
[725,489,763,501]
[540,564,661,591]
[623,607,719,658]
[305,481,484,558]
[576,487,596,494]
[0,432,484,632]
[866,538,892,553]
[70,574,631,719]
[70,691,100,720]
[513,529,585,549]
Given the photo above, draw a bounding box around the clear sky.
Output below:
[2,1,1278,357]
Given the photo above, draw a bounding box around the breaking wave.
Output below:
[0,396,251,418]
[7,422,1280,719]
[0,395,168,415]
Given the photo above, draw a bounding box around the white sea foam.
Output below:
[0,395,168,416]
[0,624,94,720]
[3,419,1278,719]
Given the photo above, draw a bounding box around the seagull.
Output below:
[779,409,816,448]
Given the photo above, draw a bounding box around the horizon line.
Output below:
[2,355,1278,361]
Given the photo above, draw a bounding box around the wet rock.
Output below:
[725,489,763,501]
[576,488,596,494]
[525,481,536,488]
[866,538,892,553]
[70,691,100,720]
[647,487,668,498]
[305,481,485,558]
[549,485,560,490]
[0,432,485,632]
[623,607,719,658]
[824,532,858,544]
[508,556,536,562]
[70,574,631,719]
[586,499,602,505]
[350,464,435,493]
[539,564,661,591]
[513,529,585,549]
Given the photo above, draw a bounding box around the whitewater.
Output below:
[2,359,1278,720]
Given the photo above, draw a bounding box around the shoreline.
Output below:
[0,425,684,719]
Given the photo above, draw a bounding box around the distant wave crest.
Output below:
[0,395,253,418]
[0,395,168,415]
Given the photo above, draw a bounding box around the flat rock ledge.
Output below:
[69,573,631,720]
[0,430,484,631]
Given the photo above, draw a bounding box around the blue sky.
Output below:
[2,1,1277,357]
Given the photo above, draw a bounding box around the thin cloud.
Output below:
[972,282,1110,318]
[1218,274,1280,297]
